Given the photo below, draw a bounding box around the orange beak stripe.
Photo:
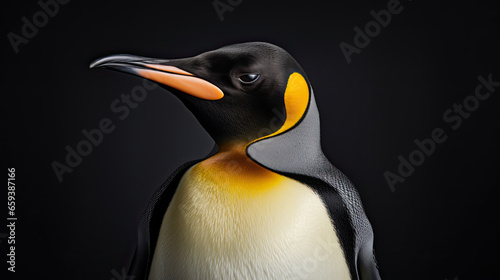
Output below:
[135,67,224,100]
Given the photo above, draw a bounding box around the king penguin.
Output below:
[90,42,381,280]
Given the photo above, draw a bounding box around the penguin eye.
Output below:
[238,74,260,84]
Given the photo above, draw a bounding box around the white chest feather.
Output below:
[148,155,351,280]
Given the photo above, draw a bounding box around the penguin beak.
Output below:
[89,54,224,100]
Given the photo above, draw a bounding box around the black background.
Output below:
[2,0,499,279]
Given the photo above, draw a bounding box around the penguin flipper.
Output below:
[127,159,203,280]
[322,165,381,280]
[357,233,381,280]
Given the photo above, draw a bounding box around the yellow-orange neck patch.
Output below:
[194,148,285,196]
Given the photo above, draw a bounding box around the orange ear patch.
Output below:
[249,72,310,144]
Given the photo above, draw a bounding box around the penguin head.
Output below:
[91,42,312,150]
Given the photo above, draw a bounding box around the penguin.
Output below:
[90,42,381,280]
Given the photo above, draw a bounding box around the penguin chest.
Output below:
[148,157,351,280]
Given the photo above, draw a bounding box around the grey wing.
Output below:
[324,165,381,280]
[357,233,381,280]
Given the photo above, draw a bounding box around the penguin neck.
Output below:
[211,141,256,168]
[217,141,249,153]
[196,141,283,187]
